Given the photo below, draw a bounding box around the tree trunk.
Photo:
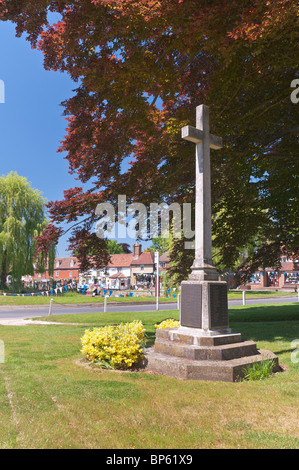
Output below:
[0,250,7,289]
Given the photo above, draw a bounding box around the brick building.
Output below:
[79,243,159,289]
[248,255,299,290]
[23,257,80,285]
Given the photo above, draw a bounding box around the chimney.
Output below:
[133,243,142,257]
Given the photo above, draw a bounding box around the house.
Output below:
[26,244,168,290]
[249,255,299,291]
[97,253,134,289]
[130,243,155,287]
[97,244,156,288]
[85,243,157,289]
[23,257,80,286]
[228,251,298,291]
[159,252,169,273]
[108,273,130,290]
[53,257,80,282]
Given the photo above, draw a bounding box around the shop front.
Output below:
[250,269,298,290]
[109,273,129,290]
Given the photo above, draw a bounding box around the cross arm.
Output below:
[210,134,223,150]
[181,125,203,143]
[181,125,223,150]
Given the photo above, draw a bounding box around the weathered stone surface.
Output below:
[146,328,280,382]
[146,347,280,382]
[156,327,242,346]
[181,105,222,282]
[154,338,258,361]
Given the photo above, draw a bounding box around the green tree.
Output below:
[0,172,47,290]
[107,239,124,254]
[166,231,194,287]
[1,1,298,273]
[145,236,170,254]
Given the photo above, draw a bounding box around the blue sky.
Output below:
[0,20,151,255]
[0,20,78,256]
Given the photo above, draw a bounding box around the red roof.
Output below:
[109,272,127,279]
[281,260,299,271]
[107,254,134,267]
[131,252,155,266]
[159,252,169,262]
[54,257,80,270]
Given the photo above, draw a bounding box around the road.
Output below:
[0,296,297,322]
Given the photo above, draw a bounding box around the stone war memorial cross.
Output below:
[180,104,230,334]
[182,104,222,282]
[147,104,280,382]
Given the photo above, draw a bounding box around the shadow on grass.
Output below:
[145,304,299,347]
[229,303,299,323]
[229,304,298,355]
[230,321,297,358]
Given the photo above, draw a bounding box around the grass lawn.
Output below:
[0,289,296,306]
[0,292,175,306]
[227,290,297,299]
[0,303,298,449]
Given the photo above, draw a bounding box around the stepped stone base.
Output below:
[146,328,280,382]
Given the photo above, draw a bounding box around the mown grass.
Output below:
[0,290,295,306]
[228,290,296,299]
[0,292,175,306]
[0,303,298,449]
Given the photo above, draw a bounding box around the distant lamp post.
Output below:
[155,251,159,311]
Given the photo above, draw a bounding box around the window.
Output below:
[140,265,144,271]
[285,273,299,284]
[55,271,59,277]
[70,260,74,267]
[69,272,72,278]
[250,272,261,284]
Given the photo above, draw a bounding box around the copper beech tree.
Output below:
[1,0,298,276]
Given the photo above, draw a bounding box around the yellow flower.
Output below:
[155,319,180,329]
[80,320,146,369]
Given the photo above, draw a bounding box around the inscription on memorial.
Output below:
[181,283,202,328]
[209,283,229,328]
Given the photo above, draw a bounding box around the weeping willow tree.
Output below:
[0,172,47,291]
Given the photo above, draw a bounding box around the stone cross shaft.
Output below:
[181,105,222,280]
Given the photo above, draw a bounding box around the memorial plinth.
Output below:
[146,328,280,382]
[146,104,280,381]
